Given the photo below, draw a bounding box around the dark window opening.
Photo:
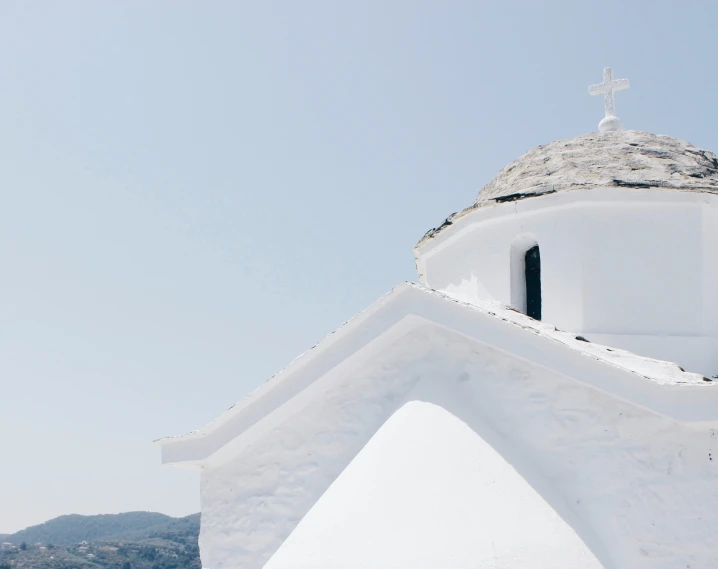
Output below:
[525,245,541,320]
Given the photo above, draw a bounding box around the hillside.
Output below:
[4,512,198,547]
[0,513,200,569]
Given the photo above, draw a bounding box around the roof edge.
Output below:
[157,284,718,468]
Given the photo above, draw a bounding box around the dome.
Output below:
[418,131,718,247]
[477,130,718,206]
[415,130,718,377]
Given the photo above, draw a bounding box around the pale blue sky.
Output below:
[1,1,717,533]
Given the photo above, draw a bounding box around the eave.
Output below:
[155,283,718,469]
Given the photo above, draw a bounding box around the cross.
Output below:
[588,67,630,132]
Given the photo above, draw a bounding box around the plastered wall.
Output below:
[418,191,718,375]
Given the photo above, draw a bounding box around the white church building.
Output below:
[158,69,718,569]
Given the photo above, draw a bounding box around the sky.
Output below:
[1,0,717,534]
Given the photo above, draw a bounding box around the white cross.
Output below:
[588,67,630,132]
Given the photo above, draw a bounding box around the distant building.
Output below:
[1,543,14,551]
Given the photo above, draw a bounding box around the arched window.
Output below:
[524,245,542,320]
[510,235,542,320]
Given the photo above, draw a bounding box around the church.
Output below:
[157,69,718,569]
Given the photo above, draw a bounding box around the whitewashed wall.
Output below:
[196,324,718,569]
[417,189,718,376]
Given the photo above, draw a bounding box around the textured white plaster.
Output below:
[442,272,489,305]
[194,324,718,569]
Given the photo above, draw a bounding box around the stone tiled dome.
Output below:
[418,131,718,247]
[476,130,718,206]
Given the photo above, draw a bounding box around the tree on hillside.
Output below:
[19,542,26,551]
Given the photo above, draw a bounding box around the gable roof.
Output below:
[156,283,718,468]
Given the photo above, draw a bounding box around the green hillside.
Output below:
[4,512,195,547]
[0,513,200,569]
